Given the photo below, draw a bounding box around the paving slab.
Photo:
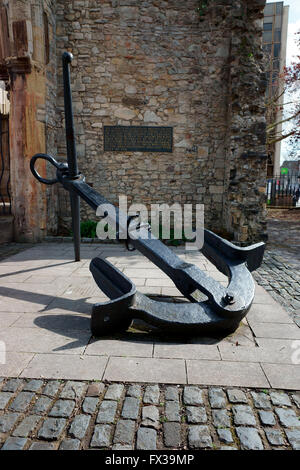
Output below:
[218,342,296,365]
[0,353,34,378]
[0,294,55,313]
[12,313,90,331]
[20,354,108,380]
[0,243,299,390]
[247,303,293,324]
[2,327,90,355]
[186,360,269,388]
[251,323,300,340]
[104,357,187,384]
[153,342,220,360]
[0,312,23,328]
[85,338,153,357]
[261,364,300,390]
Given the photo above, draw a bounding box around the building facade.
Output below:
[0,0,268,245]
[263,1,289,177]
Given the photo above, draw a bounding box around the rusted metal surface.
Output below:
[0,114,11,215]
[0,0,50,241]
[0,5,10,62]
[10,67,47,241]
[12,20,28,57]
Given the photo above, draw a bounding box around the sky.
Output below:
[277,0,300,67]
[267,1,300,161]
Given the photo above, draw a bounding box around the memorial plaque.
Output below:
[104,126,173,152]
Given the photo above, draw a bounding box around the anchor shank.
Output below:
[56,172,253,315]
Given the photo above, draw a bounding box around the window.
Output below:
[264,15,273,23]
[264,4,274,16]
[263,31,272,43]
[274,29,281,42]
[264,23,273,31]
[275,15,282,28]
[274,43,281,58]
[276,3,283,15]
[272,72,279,84]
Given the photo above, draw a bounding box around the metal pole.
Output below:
[62,52,80,261]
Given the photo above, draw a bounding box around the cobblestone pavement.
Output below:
[254,252,300,328]
[265,210,300,267]
[0,378,299,450]
[253,211,300,328]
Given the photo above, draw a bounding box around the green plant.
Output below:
[70,219,111,238]
[160,416,167,423]
[157,224,189,247]
[196,0,209,18]
[80,220,98,238]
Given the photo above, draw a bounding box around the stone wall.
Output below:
[223,0,268,243]
[44,0,60,235]
[1,0,268,243]
[54,0,268,243]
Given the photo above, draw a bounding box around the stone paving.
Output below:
[0,243,299,390]
[0,378,299,450]
[0,241,299,450]
[253,211,300,328]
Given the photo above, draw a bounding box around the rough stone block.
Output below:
[236,427,263,450]
[163,422,181,447]
[38,417,67,440]
[49,399,75,418]
[96,400,118,424]
[188,425,212,449]
[183,387,203,405]
[121,397,140,420]
[90,424,112,448]
[68,414,91,439]
[136,427,157,450]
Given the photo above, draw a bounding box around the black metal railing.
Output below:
[266,173,300,208]
[0,113,11,215]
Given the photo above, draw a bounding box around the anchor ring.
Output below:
[30,153,67,185]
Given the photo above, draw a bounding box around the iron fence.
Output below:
[0,113,11,215]
[266,173,300,208]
